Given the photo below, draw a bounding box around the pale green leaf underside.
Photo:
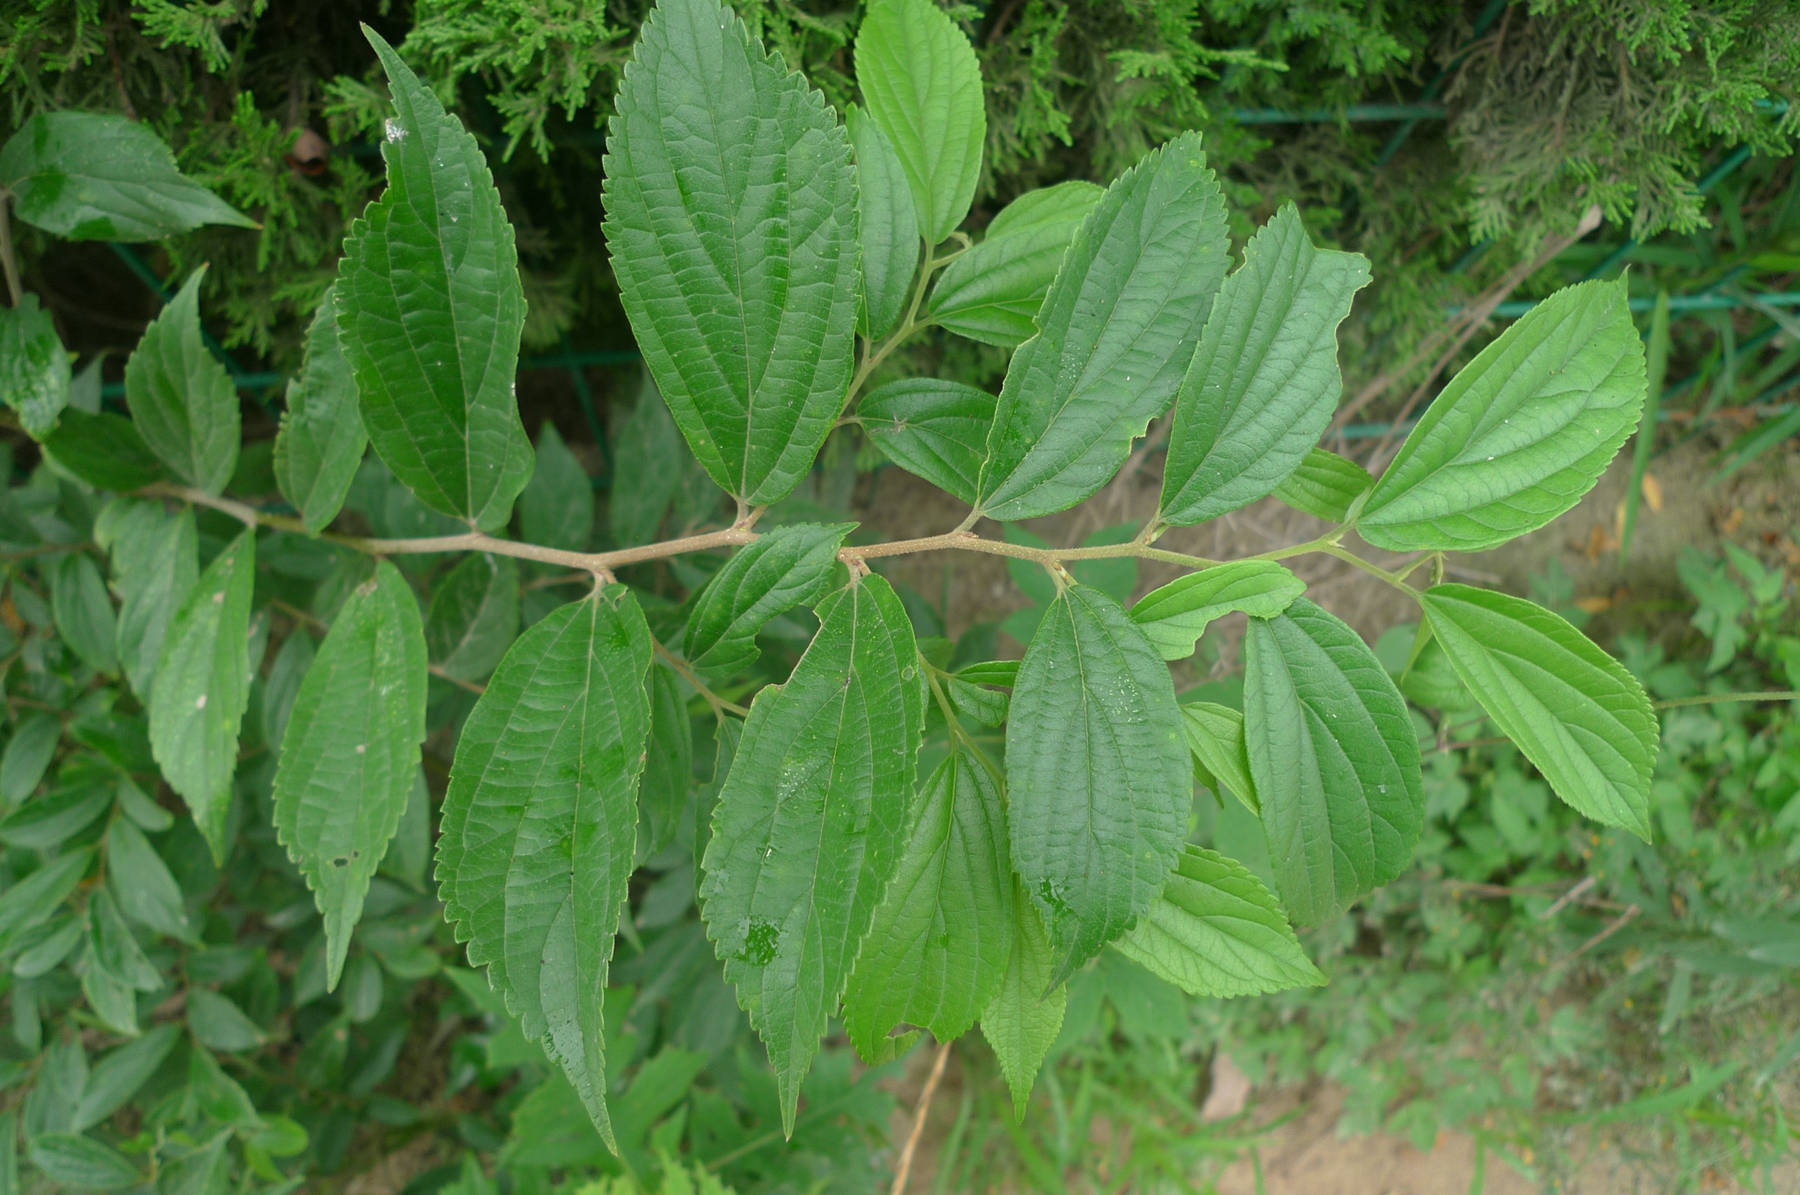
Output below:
[0,295,71,439]
[41,410,168,492]
[848,105,920,340]
[1113,845,1324,997]
[1130,561,1306,661]
[843,743,1014,1061]
[608,374,685,546]
[519,421,595,551]
[699,575,923,1136]
[105,501,197,701]
[381,769,432,892]
[976,131,1229,521]
[1006,586,1189,978]
[1358,278,1647,552]
[275,288,367,533]
[926,181,1102,347]
[683,522,854,676]
[51,553,116,675]
[148,530,255,863]
[1160,205,1370,526]
[1181,702,1258,815]
[0,111,255,241]
[859,379,995,504]
[1272,447,1374,523]
[273,561,428,990]
[436,586,653,1148]
[1243,600,1423,925]
[424,553,520,683]
[979,889,1066,1118]
[604,0,859,505]
[855,0,985,244]
[1421,584,1657,839]
[125,268,239,495]
[337,30,534,533]
[639,662,694,857]
[1396,627,1478,713]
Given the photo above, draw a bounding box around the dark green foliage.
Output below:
[6,0,1792,378]
[0,6,1784,1192]
[1449,0,1800,240]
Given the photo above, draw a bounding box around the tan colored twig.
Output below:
[1565,903,1641,962]
[653,639,748,718]
[890,1039,953,1195]
[429,664,484,695]
[1540,875,1598,919]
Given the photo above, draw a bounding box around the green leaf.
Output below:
[436,586,653,1147]
[604,0,859,505]
[185,1047,255,1126]
[1420,584,1657,839]
[1358,278,1647,552]
[68,355,100,413]
[1387,626,1476,713]
[1129,561,1305,661]
[50,554,117,675]
[927,181,1104,348]
[859,379,994,505]
[148,529,256,863]
[847,106,920,340]
[0,850,91,952]
[1181,702,1258,815]
[103,501,197,699]
[25,1133,139,1191]
[259,629,314,752]
[855,0,985,244]
[274,288,367,533]
[1,712,61,802]
[1160,206,1370,525]
[186,989,264,1051]
[0,112,254,241]
[1272,447,1374,523]
[699,575,923,1135]
[71,1025,180,1132]
[274,561,428,990]
[1243,600,1423,924]
[88,888,159,992]
[607,375,685,546]
[979,891,1066,1118]
[843,742,1013,1060]
[519,422,593,551]
[0,782,110,850]
[1113,845,1324,997]
[40,411,169,492]
[639,664,693,857]
[114,776,171,833]
[0,294,71,439]
[975,132,1229,520]
[946,674,1008,727]
[13,915,83,977]
[1006,586,1189,977]
[682,523,853,676]
[424,553,520,683]
[379,769,432,891]
[104,817,193,942]
[337,30,535,532]
[123,268,239,495]
[0,1112,13,1195]
[80,936,135,1043]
